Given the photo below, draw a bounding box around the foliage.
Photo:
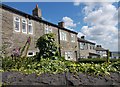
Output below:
[78,58,120,63]
[0,44,8,58]
[2,57,120,76]
[2,57,36,71]
[36,33,60,60]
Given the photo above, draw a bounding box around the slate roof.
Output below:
[77,38,95,45]
[95,47,108,51]
[89,52,100,56]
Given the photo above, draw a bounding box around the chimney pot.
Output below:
[81,36,85,39]
[97,45,102,48]
[36,4,38,8]
[58,21,64,28]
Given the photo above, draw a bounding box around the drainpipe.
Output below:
[58,28,61,57]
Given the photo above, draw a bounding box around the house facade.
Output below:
[95,45,108,58]
[0,4,78,61]
[78,36,99,58]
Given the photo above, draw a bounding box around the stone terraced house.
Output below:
[0,4,79,61]
[95,45,108,58]
[78,36,100,58]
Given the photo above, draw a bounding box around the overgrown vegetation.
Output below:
[2,57,120,76]
[78,58,120,63]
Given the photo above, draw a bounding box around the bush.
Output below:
[36,33,60,60]
[2,57,36,71]
[78,58,120,63]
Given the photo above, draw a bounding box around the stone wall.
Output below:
[2,71,120,85]
[2,8,14,56]
[1,8,40,56]
[78,42,96,58]
[0,8,2,55]
[60,29,78,61]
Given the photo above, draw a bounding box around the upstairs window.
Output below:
[44,25,52,34]
[71,34,75,42]
[22,19,27,33]
[60,31,67,41]
[28,21,33,34]
[14,17,20,32]
[80,42,84,50]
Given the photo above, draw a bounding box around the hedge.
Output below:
[78,58,120,63]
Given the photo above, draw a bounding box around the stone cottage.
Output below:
[95,45,108,58]
[78,36,99,58]
[0,4,79,61]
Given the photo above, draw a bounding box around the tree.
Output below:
[36,33,60,60]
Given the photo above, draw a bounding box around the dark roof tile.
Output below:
[77,38,95,45]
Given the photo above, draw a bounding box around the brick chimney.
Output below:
[81,36,85,39]
[58,21,64,28]
[32,4,42,18]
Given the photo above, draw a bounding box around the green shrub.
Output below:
[36,33,60,61]
[78,58,119,63]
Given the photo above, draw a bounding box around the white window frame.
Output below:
[71,34,75,42]
[14,17,20,32]
[28,21,33,34]
[22,18,27,34]
[60,31,67,41]
[80,42,84,50]
[44,25,52,34]
[65,51,73,60]
[49,26,52,33]
[27,51,35,57]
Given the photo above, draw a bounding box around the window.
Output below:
[80,42,84,50]
[28,52,33,55]
[93,45,95,49]
[86,43,88,49]
[22,19,27,33]
[27,52,34,57]
[14,17,20,32]
[44,25,52,34]
[71,34,75,42]
[60,31,67,41]
[28,21,33,34]
[90,45,92,49]
[65,51,73,60]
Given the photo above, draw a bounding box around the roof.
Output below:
[89,52,100,56]
[0,4,78,34]
[95,47,108,51]
[77,38,95,45]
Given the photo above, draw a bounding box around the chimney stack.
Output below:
[58,21,64,28]
[97,45,102,48]
[81,36,85,39]
[32,4,42,18]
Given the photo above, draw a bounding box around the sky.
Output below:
[2,1,119,51]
